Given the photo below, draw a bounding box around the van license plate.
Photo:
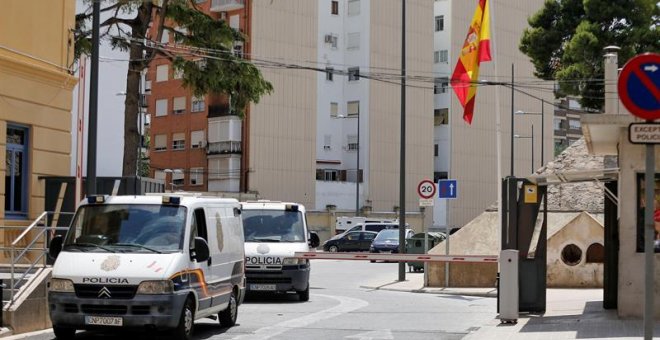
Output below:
[250,284,276,291]
[85,316,123,326]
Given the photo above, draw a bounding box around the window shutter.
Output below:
[156,64,168,82]
[191,130,205,148]
[173,97,186,111]
[156,99,168,116]
[154,134,166,150]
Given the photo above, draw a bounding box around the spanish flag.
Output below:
[450,0,491,124]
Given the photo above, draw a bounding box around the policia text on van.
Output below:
[47,195,246,340]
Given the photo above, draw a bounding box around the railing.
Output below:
[1,212,71,307]
[207,141,242,155]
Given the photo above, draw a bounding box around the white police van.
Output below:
[47,195,245,340]
[240,200,319,301]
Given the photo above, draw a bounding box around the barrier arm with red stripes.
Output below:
[294,252,498,263]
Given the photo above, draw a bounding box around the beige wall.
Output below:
[368,0,434,213]
[248,1,318,207]
[448,0,554,227]
[0,0,76,231]
[547,213,604,288]
[617,129,660,319]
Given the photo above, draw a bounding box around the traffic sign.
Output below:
[419,198,434,207]
[438,179,457,199]
[629,123,660,144]
[417,179,436,199]
[617,53,660,121]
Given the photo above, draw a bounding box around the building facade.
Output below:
[432,0,554,228]
[0,1,77,228]
[147,0,248,192]
[553,98,585,156]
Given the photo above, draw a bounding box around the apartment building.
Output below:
[249,0,434,211]
[432,0,554,228]
[0,1,77,226]
[147,0,248,192]
[554,98,585,155]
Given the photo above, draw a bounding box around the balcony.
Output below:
[207,141,242,155]
[208,104,237,118]
[210,0,244,12]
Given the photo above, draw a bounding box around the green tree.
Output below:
[520,0,659,111]
[75,0,273,177]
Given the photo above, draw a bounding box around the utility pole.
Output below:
[86,0,100,196]
[398,0,407,282]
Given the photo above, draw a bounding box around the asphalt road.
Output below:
[18,260,496,340]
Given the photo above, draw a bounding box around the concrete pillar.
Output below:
[603,46,621,115]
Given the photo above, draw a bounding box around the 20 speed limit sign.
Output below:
[417,179,436,199]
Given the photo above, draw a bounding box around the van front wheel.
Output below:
[297,284,310,302]
[218,290,238,327]
[172,298,195,340]
[53,326,75,340]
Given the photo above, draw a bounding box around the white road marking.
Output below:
[231,294,369,340]
[346,329,394,340]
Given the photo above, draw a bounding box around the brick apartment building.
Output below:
[147,0,248,192]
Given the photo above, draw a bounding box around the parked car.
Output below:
[336,222,410,236]
[369,229,415,262]
[322,231,378,252]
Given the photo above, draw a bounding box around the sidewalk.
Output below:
[361,272,660,339]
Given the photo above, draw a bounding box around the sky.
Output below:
[71,0,129,177]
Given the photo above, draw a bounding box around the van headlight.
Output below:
[49,278,74,292]
[137,280,174,295]
[282,258,307,265]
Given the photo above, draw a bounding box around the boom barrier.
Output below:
[293,252,498,263]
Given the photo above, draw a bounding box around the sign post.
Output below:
[417,180,436,281]
[618,52,660,340]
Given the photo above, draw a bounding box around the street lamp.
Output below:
[515,99,545,167]
[514,124,535,174]
[336,114,360,215]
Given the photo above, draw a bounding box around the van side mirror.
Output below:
[191,237,210,263]
[49,235,63,259]
[308,231,320,248]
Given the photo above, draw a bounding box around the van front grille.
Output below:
[81,304,127,315]
[74,284,137,299]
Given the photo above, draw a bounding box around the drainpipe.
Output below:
[603,46,620,115]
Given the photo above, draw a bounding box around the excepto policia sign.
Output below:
[629,123,660,144]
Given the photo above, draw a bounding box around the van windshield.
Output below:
[242,210,305,243]
[63,204,187,253]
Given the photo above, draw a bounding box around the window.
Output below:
[553,118,563,130]
[434,144,439,157]
[434,77,448,94]
[435,15,444,31]
[347,134,358,151]
[434,51,440,63]
[434,108,448,126]
[347,101,359,116]
[331,0,338,15]
[324,34,338,48]
[154,134,167,151]
[347,32,360,50]
[560,244,582,266]
[5,124,28,218]
[173,67,183,79]
[439,50,448,63]
[569,119,581,130]
[172,169,184,186]
[326,67,334,81]
[161,29,170,44]
[173,96,186,114]
[191,130,205,149]
[155,99,168,116]
[348,67,359,81]
[156,64,168,82]
[154,170,166,180]
[323,134,332,150]
[325,170,338,181]
[330,102,338,117]
[348,0,360,16]
[190,168,204,185]
[172,133,185,150]
[191,96,205,112]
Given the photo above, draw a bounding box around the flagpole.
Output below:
[489,0,503,256]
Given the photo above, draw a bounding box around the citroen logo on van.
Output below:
[98,287,112,299]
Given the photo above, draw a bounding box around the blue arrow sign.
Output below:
[438,179,457,199]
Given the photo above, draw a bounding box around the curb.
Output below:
[0,328,52,340]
